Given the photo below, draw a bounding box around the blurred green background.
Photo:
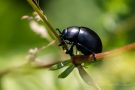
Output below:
[0,0,135,90]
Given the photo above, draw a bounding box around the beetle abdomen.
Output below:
[76,27,102,55]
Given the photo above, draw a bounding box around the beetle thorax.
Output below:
[61,28,80,41]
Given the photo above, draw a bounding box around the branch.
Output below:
[0,43,135,76]
[96,43,135,59]
[35,42,135,68]
[71,43,135,64]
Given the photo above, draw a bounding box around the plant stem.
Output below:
[0,42,134,76]
[71,43,135,63]
[27,0,59,40]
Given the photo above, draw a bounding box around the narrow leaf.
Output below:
[49,60,71,70]
[77,65,101,90]
[58,65,75,78]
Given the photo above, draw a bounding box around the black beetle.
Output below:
[57,26,102,60]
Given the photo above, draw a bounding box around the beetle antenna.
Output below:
[56,28,62,35]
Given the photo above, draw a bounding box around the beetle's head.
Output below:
[57,28,69,51]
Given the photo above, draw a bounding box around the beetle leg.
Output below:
[91,52,96,61]
[66,44,75,56]
[77,43,96,61]
[58,36,70,52]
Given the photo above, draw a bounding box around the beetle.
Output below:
[57,26,102,60]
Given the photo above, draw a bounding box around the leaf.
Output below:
[77,65,101,90]
[49,60,71,70]
[58,65,75,78]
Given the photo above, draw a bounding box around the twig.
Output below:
[0,43,134,76]
[96,43,135,59]
[35,42,135,68]
[71,43,135,64]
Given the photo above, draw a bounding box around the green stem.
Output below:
[27,0,59,40]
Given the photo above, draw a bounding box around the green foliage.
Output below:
[58,65,75,78]
[50,60,71,70]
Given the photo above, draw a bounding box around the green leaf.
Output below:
[58,65,75,78]
[77,65,101,90]
[49,60,71,70]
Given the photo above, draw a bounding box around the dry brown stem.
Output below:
[71,43,135,63]
[0,43,135,76]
